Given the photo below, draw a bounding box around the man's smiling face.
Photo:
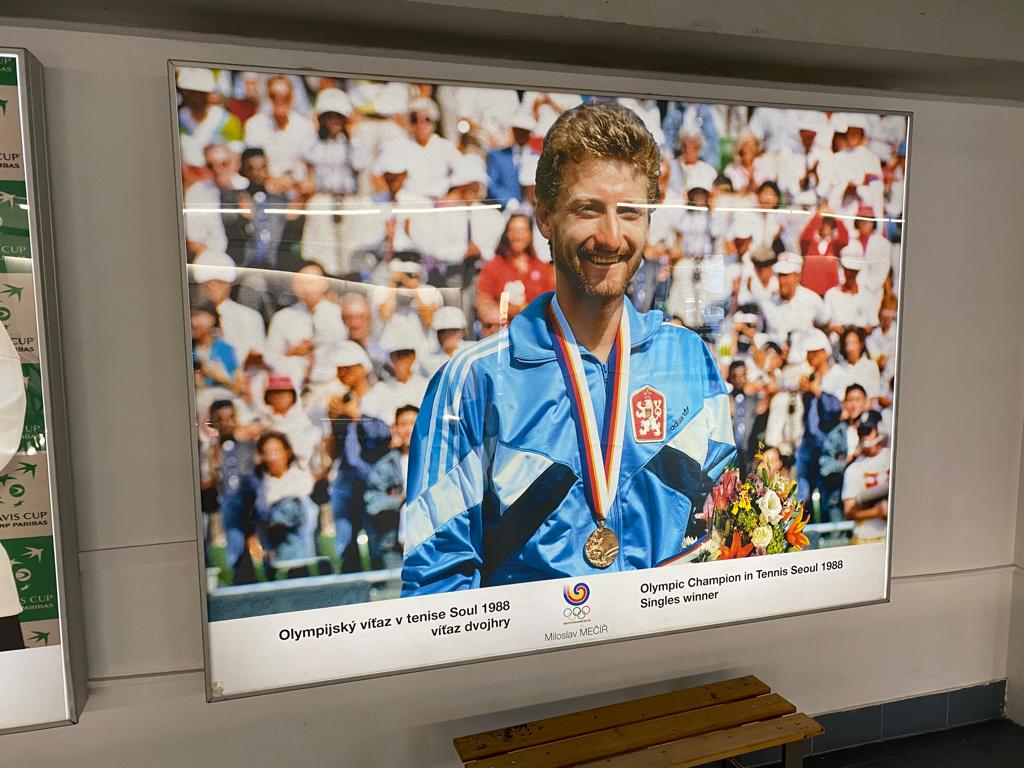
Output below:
[537,156,648,302]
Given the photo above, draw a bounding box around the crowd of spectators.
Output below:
[179,67,905,582]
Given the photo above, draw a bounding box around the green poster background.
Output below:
[1,535,58,622]
[20,363,44,452]
[0,180,31,271]
[0,57,16,87]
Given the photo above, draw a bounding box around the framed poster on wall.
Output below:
[0,48,88,733]
[169,59,909,699]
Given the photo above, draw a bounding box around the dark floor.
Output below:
[805,719,1024,767]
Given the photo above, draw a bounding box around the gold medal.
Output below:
[584,525,620,569]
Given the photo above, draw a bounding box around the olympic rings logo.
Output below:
[563,582,590,606]
[564,605,591,620]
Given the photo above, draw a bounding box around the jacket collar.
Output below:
[509,291,662,364]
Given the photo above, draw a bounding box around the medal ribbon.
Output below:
[547,297,631,526]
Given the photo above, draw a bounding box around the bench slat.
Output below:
[467,693,795,768]
[575,713,823,768]
[454,676,769,761]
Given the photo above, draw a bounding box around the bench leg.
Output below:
[782,741,805,768]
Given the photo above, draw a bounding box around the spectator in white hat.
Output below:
[243,75,317,195]
[380,97,460,200]
[795,327,844,510]
[321,339,392,572]
[486,108,537,206]
[177,67,242,168]
[361,316,429,423]
[300,88,359,276]
[724,132,773,195]
[191,250,266,368]
[827,112,884,215]
[306,88,355,196]
[421,305,469,377]
[757,252,828,359]
[777,110,834,203]
[824,247,881,333]
[668,124,719,200]
[371,247,440,351]
[345,79,411,188]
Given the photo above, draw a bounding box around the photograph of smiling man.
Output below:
[401,103,737,595]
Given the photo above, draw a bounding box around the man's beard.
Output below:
[553,245,642,302]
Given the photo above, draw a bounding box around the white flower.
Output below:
[699,540,721,561]
[750,525,773,549]
[757,489,783,524]
[682,535,697,549]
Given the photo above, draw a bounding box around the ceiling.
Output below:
[5,0,1024,101]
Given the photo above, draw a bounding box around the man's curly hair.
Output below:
[536,101,661,211]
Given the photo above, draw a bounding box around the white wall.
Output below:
[1008,428,1024,724]
[0,21,1022,767]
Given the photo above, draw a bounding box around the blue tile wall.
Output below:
[738,680,1006,766]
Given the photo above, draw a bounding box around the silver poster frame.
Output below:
[0,48,88,734]
[167,55,911,703]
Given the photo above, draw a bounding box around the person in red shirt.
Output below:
[475,213,555,320]
[799,208,849,296]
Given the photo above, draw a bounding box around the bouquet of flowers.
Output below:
[691,454,810,562]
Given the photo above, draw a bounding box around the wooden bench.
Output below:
[454,675,822,768]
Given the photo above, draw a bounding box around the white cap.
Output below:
[330,341,373,372]
[685,163,718,193]
[314,87,353,117]
[727,213,759,240]
[380,317,422,354]
[772,252,803,275]
[510,109,536,132]
[801,329,831,355]
[433,306,467,331]
[389,258,422,275]
[177,67,217,94]
[843,112,870,131]
[839,244,866,271]
[518,153,539,188]
[794,110,826,133]
[834,112,869,134]
[677,118,703,142]
[408,97,440,122]
[733,312,760,327]
[373,142,409,175]
[449,153,489,189]
[191,251,237,284]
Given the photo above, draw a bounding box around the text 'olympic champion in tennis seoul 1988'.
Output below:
[401,102,736,596]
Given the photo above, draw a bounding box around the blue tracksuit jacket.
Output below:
[401,292,735,595]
